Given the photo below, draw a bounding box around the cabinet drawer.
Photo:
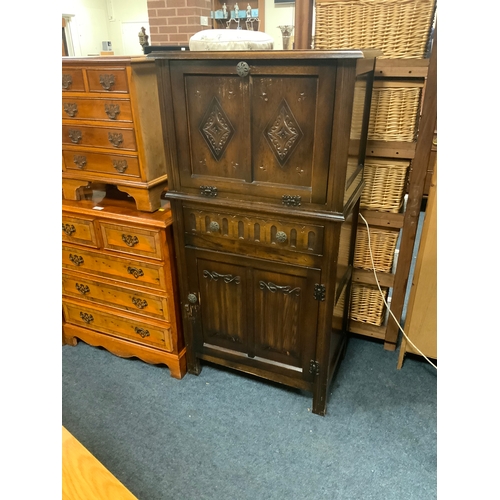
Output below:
[62,215,98,248]
[62,150,141,179]
[86,68,129,93]
[62,69,85,92]
[62,245,168,291]
[100,222,164,260]
[62,299,173,351]
[183,206,325,256]
[62,272,171,321]
[62,124,137,151]
[62,97,133,123]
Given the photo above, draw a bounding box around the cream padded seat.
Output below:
[189,29,274,51]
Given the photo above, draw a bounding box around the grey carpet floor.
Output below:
[62,335,437,500]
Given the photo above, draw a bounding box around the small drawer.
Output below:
[99,222,164,260]
[62,69,85,92]
[62,150,141,179]
[62,97,133,123]
[183,206,325,256]
[62,245,168,291]
[62,215,98,248]
[86,68,129,93]
[62,124,137,151]
[62,272,171,321]
[62,299,173,351]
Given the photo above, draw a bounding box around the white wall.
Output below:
[62,0,149,56]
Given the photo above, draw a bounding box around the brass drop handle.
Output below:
[276,231,287,243]
[105,103,120,119]
[75,283,90,295]
[99,74,115,91]
[134,327,150,338]
[68,129,82,144]
[108,132,123,148]
[209,221,220,232]
[80,312,94,324]
[236,61,250,77]
[113,160,128,173]
[127,267,144,279]
[132,297,148,309]
[62,223,76,236]
[73,155,87,169]
[62,74,73,90]
[122,234,139,247]
[64,103,78,117]
[69,254,84,266]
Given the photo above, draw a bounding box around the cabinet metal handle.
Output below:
[127,267,144,279]
[69,254,84,266]
[104,103,120,119]
[62,223,76,236]
[99,74,115,91]
[236,61,250,77]
[75,283,90,295]
[187,293,198,304]
[259,280,300,296]
[113,159,128,173]
[203,270,240,284]
[108,132,123,148]
[64,103,78,117]
[208,221,220,232]
[200,186,218,197]
[80,312,94,324]
[62,74,73,90]
[134,327,150,338]
[282,195,301,207]
[132,297,148,309]
[73,155,87,169]
[68,129,82,144]
[122,234,139,247]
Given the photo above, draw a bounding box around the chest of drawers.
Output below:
[62,197,185,379]
[62,57,168,212]
[153,50,377,414]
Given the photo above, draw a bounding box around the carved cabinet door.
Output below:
[169,60,336,205]
[186,248,320,382]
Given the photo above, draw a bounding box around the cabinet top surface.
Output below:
[149,49,381,61]
[62,56,150,66]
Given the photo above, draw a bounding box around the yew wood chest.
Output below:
[62,57,168,212]
[153,50,377,414]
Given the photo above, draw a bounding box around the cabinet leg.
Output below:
[187,356,202,376]
[62,179,91,201]
[116,183,167,212]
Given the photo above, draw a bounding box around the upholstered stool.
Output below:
[189,29,274,51]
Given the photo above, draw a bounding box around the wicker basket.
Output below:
[354,226,399,272]
[314,0,436,59]
[360,158,409,213]
[350,283,387,326]
[351,80,424,143]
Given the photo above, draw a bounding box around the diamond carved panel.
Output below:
[265,99,303,167]
[199,97,234,161]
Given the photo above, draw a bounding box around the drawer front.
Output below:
[100,222,164,260]
[183,206,325,256]
[86,68,129,93]
[62,273,170,321]
[62,299,173,351]
[62,69,85,92]
[62,245,167,290]
[62,124,137,151]
[62,150,141,179]
[62,215,98,248]
[62,97,133,123]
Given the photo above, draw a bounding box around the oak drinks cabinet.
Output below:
[153,50,377,415]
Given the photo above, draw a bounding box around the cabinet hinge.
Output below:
[314,284,326,301]
[309,360,320,376]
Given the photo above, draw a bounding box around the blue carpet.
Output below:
[62,336,436,500]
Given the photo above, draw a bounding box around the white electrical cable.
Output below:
[358,213,437,370]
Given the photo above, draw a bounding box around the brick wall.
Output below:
[147,0,212,46]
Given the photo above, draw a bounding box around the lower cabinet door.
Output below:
[186,249,320,382]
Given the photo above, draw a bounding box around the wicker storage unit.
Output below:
[360,158,409,213]
[354,226,399,272]
[351,80,424,142]
[314,0,436,59]
[350,283,388,326]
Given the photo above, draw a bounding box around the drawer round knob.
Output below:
[209,221,220,232]
[236,61,250,77]
[187,293,198,304]
[276,231,287,243]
